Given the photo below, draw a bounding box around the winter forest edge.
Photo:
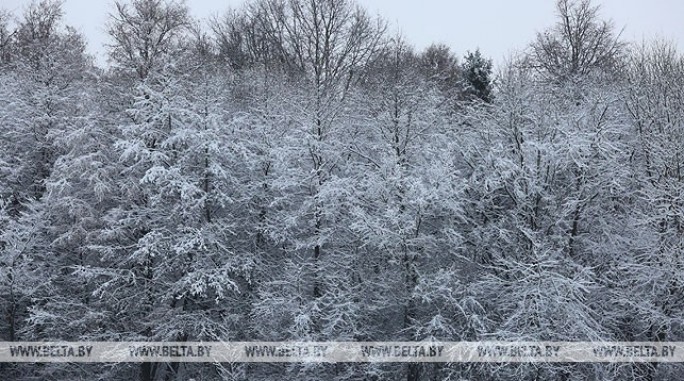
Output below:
[0,0,684,380]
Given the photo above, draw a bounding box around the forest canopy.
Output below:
[0,0,683,380]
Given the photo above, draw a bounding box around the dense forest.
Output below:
[0,0,683,380]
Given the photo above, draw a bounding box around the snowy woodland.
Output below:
[0,0,683,379]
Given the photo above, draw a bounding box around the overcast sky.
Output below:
[3,0,684,67]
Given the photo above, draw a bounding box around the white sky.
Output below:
[2,0,684,67]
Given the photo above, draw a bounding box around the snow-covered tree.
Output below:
[530,0,626,81]
[456,55,631,380]
[108,0,189,80]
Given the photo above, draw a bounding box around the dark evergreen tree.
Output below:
[462,49,493,102]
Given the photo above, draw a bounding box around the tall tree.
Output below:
[247,0,386,342]
[530,0,625,81]
[350,37,466,381]
[457,55,632,379]
[0,0,91,330]
[614,40,684,380]
[108,0,189,80]
[0,1,95,379]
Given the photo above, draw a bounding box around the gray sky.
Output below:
[3,0,684,67]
